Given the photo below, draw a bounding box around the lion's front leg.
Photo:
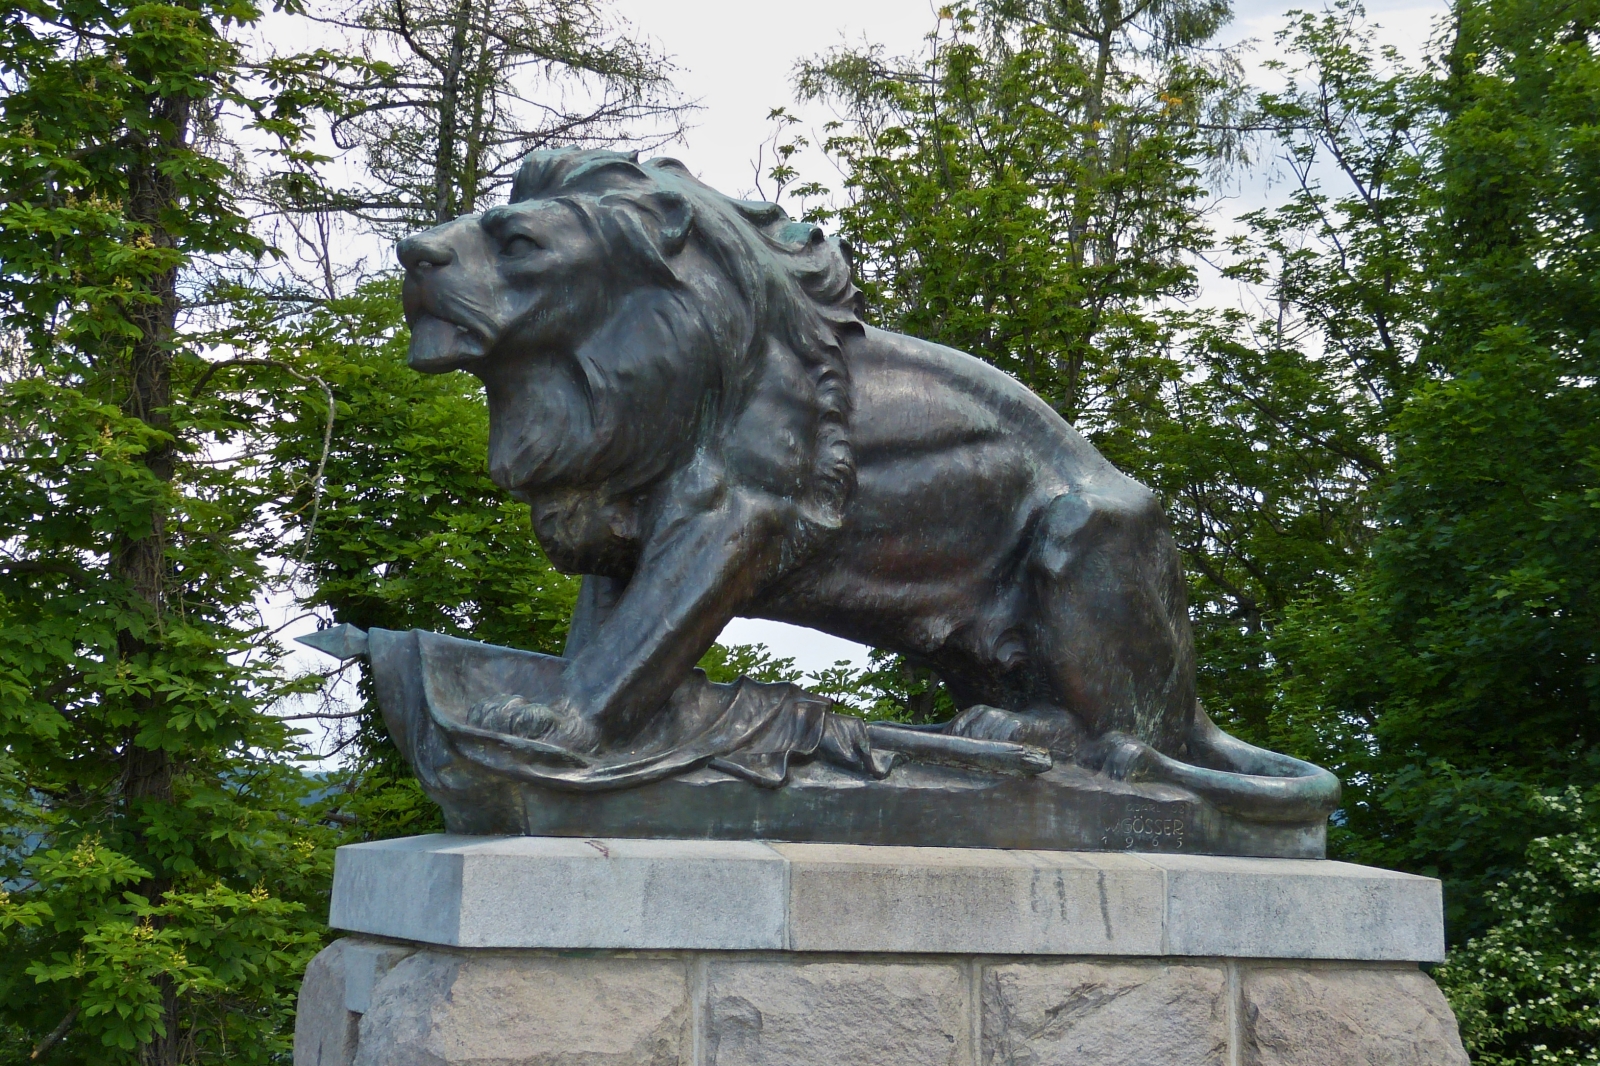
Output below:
[455,572,617,752]
[548,493,788,749]
[562,574,625,659]
[450,574,621,752]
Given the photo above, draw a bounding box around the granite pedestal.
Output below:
[294,835,1467,1065]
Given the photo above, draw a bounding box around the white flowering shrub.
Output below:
[1437,789,1600,1064]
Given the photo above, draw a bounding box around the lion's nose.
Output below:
[397,232,455,272]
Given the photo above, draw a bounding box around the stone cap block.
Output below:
[329,835,788,949]
[329,835,1444,961]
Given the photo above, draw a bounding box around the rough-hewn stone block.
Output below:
[352,949,691,1065]
[1241,965,1468,1066]
[296,939,1474,1066]
[982,960,1229,1065]
[706,959,969,1066]
[341,940,416,1013]
[293,940,359,1066]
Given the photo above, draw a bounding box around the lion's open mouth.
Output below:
[408,314,488,372]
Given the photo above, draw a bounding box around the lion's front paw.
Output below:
[466,694,601,753]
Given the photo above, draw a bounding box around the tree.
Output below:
[246,0,696,840]
[796,0,1241,426]
[225,0,699,839]
[292,0,683,233]
[784,0,1246,717]
[1129,2,1432,740]
[246,0,688,305]
[1274,0,1600,947]
[0,0,338,1060]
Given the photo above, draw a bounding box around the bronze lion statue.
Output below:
[390,147,1336,824]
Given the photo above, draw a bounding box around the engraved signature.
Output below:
[1099,808,1186,850]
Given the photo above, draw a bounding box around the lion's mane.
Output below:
[508,149,865,529]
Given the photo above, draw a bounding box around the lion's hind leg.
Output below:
[1022,484,1196,754]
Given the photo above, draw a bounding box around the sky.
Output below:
[606,0,1450,197]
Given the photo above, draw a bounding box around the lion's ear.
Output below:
[642,191,693,257]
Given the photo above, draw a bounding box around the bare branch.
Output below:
[188,358,338,572]
[30,1006,78,1062]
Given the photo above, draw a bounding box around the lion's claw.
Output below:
[466,694,601,753]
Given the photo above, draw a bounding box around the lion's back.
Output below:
[847,326,1120,493]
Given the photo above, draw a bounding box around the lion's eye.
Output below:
[503,235,542,257]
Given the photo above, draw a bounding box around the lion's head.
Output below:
[397,148,865,537]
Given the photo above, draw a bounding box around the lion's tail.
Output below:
[1093,704,1341,825]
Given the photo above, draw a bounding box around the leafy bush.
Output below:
[1438,789,1600,1064]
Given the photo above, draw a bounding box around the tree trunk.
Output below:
[432,0,475,223]
[118,86,190,1066]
